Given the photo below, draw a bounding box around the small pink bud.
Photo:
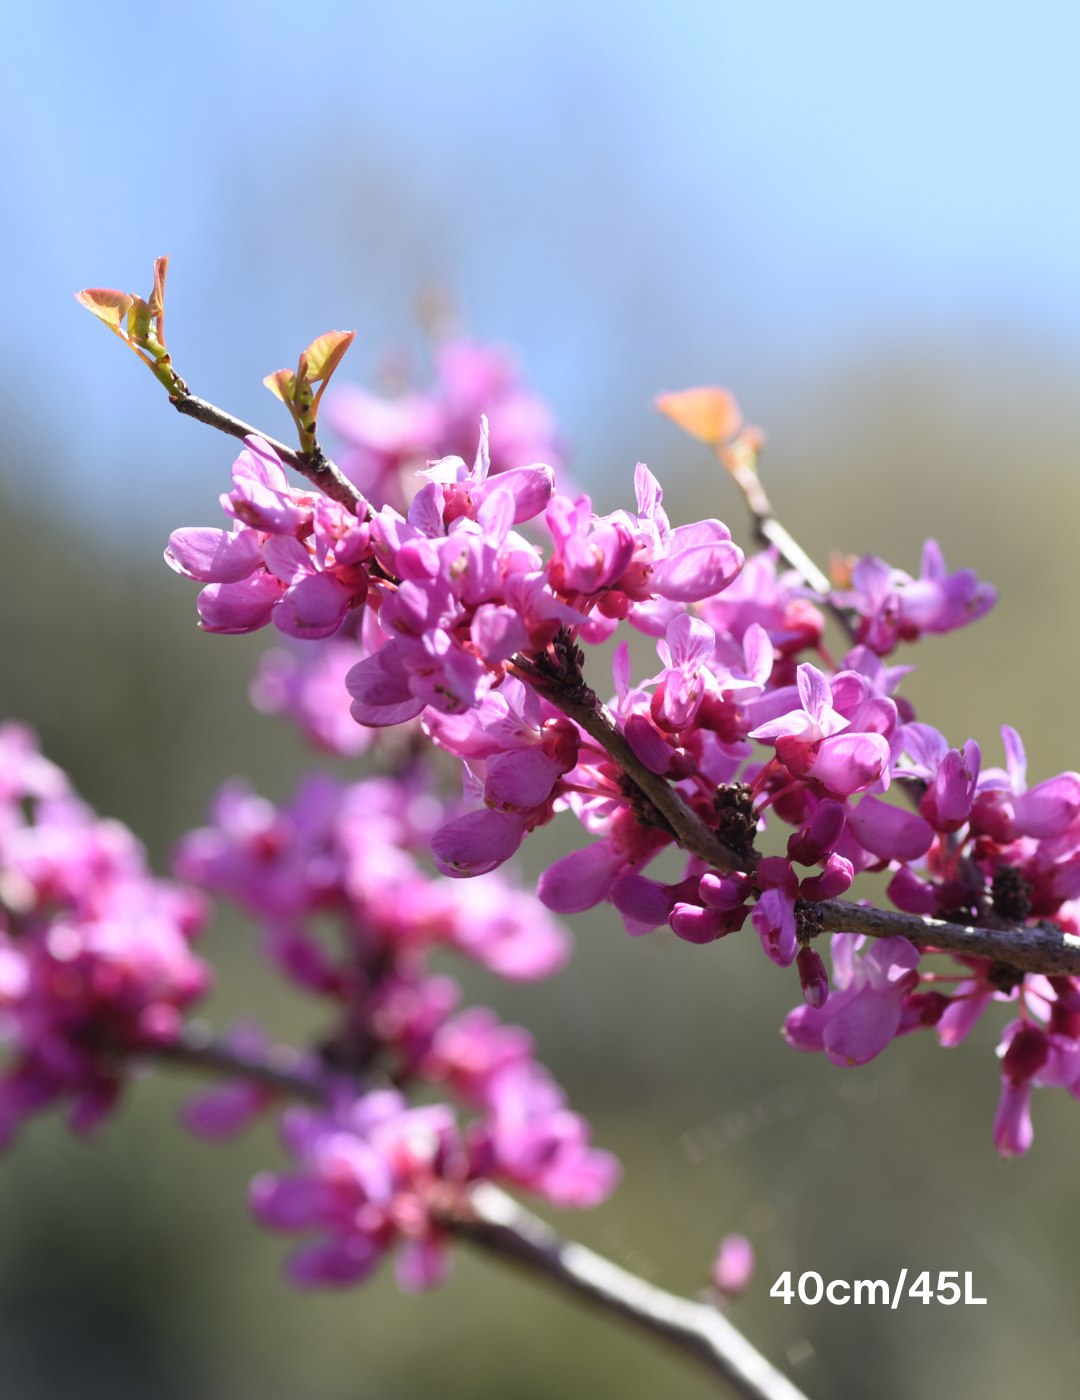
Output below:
[711,1234,754,1295]
[787,799,846,866]
[138,1003,183,1043]
[1001,1023,1049,1082]
[797,946,829,1009]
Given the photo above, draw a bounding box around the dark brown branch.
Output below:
[458,1184,811,1400]
[170,391,365,513]
[515,663,755,875]
[150,1031,808,1400]
[814,899,1080,976]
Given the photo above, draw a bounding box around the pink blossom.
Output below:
[652,614,719,730]
[797,946,829,1009]
[695,547,824,657]
[833,541,996,655]
[423,1008,534,1106]
[845,793,934,863]
[751,857,801,967]
[250,638,378,757]
[0,729,212,1146]
[476,1061,621,1208]
[750,664,890,797]
[783,934,921,1066]
[993,1078,1034,1159]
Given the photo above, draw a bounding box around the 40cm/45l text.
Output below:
[771,1270,987,1307]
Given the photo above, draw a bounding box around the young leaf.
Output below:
[654,386,742,447]
[74,288,135,333]
[149,255,168,323]
[264,368,298,404]
[303,329,355,384]
[127,296,154,343]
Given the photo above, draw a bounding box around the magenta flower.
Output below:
[751,857,800,967]
[993,1078,1035,1159]
[251,1094,456,1291]
[220,436,314,535]
[833,540,996,655]
[845,794,935,863]
[196,570,287,635]
[538,813,673,916]
[895,724,981,832]
[750,664,890,796]
[168,437,372,640]
[165,522,263,583]
[0,727,212,1146]
[250,636,379,757]
[797,946,830,1009]
[651,614,719,730]
[423,1008,534,1106]
[992,1021,1051,1158]
[546,494,638,597]
[476,1061,621,1209]
[696,547,824,657]
[784,934,921,1066]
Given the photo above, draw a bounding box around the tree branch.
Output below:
[170,391,365,513]
[814,899,1080,975]
[150,1022,327,1100]
[459,1184,811,1400]
[534,675,756,874]
[715,440,831,598]
[715,439,856,641]
[149,1029,809,1400]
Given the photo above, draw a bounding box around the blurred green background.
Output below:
[6,1,1080,1395]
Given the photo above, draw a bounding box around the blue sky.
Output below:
[6,0,1080,535]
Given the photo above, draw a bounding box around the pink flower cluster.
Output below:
[762,715,1080,1157]
[250,1027,619,1292]
[534,631,975,946]
[175,766,619,1289]
[0,725,210,1144]
[164,359,1060,1163]
[166,436,372,641]
[173,767,569,989]
[833,541,997,654]
[249,337,567,755]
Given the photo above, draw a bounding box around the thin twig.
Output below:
[149,1031,808,1399]
[460,1184,811,1400]
[716,439,855,640]
[170,391,365,513]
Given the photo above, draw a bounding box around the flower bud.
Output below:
[796,946,829,1009]
[1001,1023,1049,1083]
[787,800,846,866]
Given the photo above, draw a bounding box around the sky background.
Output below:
[6,0,1080,534]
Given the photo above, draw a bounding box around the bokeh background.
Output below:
[3,1,1080,1396]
